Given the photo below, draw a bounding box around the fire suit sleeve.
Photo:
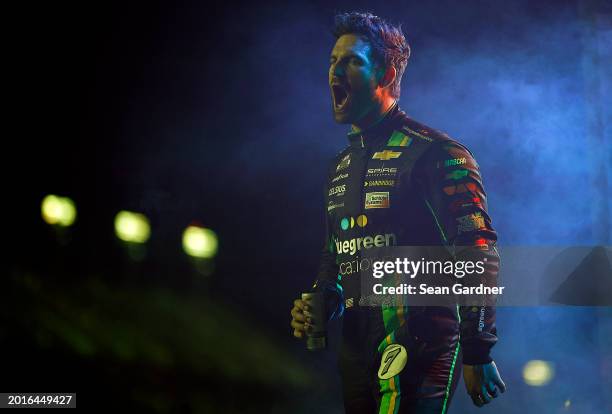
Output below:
[312,184,343,321]
[414,140,500,365]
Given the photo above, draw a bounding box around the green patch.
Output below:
[386,131,413,147]
[445,169,469,180]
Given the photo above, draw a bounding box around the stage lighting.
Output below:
[522,360,554,386]
[41,194,77,227]
[182,225,218,258]
[114,211,151,243]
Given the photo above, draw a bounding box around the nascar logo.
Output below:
[444,158,466,167]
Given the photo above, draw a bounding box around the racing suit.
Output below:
[313,104,500,414]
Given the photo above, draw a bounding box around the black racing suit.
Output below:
[313,104,500,414]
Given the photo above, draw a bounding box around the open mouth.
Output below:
[332,83,350,111]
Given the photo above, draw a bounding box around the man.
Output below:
[291,12,505,413]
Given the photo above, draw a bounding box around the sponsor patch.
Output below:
[403,127,433,142]
[341,215,368,230]
[444,157,466,167]
[328,184,346,197]
[475,237,489,250]
[378,344,408,380]
[386,131,413,147]
[456,212,486,234]
[365,192,390,209]
[339,257,372,276]
[335,233,396,255]
[449,197,482,212]
[443,182,477,196]
[366,167,398,177]
[340,217,354,230]
[372,150,402,161]
[327,201,345,212]
[356,214,368,227]
[364,179,395,188]
[445,169,469,181]
[336,154,351,171]
[331,172,349,183]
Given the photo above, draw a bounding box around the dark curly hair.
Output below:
[332,12,411,99]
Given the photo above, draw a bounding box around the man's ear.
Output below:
[378,65,397,89]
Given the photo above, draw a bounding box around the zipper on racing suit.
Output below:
[355,133,375,308]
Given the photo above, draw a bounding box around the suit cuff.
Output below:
[462,342,493,365]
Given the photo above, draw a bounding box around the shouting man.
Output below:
[291,12,505,414]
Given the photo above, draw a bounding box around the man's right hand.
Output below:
[290,298,311,339]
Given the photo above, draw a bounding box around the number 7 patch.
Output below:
[378,344,408,379]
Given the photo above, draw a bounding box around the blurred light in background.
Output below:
[182,225,218,258]
[41,194,77,227]
[523,360,555,386]
[114,211,151,243]
[564,399,571,409]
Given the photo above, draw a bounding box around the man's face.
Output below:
[329,34,383,124]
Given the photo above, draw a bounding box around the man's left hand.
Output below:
[463,361,506,407]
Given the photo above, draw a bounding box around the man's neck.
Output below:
[351,99,397,134]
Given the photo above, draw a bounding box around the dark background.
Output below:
[6,0,612,412]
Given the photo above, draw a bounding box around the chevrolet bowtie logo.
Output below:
[372,150,402,160]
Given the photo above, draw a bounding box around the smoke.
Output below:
[219,0,611,245]
[105,1,611,412]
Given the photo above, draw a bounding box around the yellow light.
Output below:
[564,399,571,409]
[114,211,151,243]
[182,225,218,258]
[523,360,554,386]
[41,194,77,227]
